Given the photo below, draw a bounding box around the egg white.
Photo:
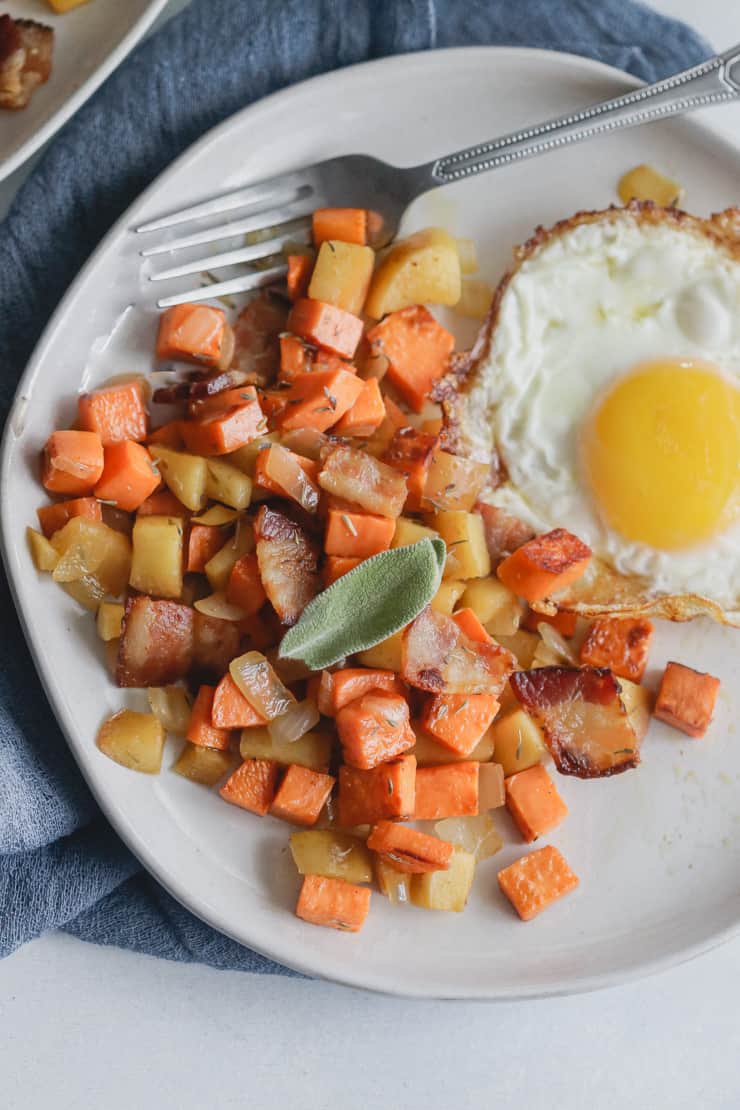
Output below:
[463,213,740,608]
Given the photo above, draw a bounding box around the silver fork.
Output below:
[138,45,740,309]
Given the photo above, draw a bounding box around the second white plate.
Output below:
[0,0,168,183]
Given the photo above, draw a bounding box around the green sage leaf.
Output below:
[278,538,446,670]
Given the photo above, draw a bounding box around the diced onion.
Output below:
[52,543,103,584]
[191,505,241,526]
[147,686,192,735]
[264,444,319,513]
[230,651,295,720]
[194,592,246,621]
[268,698,320,745]
[279,427,329,461]
[434,814,503,861]
[535,621,577,665]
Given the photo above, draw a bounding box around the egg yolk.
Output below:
[582,359,740,550]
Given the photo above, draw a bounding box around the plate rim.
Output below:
[0,0,170,184]
[3,43,740,999]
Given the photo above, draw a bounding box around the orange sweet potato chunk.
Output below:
[421,693,499,755]
[366,306,454,413]
[654,661,720,739]
[367,821,453,873]
[498,845,579,921]
[579,616,654,682]
[295,874,371,932]
[270,764,335,827]
[336,691,415,770]
[497,528,591,603]
[414,762,479,820]
[337,755,416,828]
[504,764,568,843]
[220,758,279,816]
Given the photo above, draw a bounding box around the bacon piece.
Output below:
[116,596,194,687]
[401,605,514,696]
[254,505,320,625]
[509,666,642,778]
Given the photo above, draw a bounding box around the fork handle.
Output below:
[421,45,740,186]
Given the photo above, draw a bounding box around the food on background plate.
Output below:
[46,1,93,13]
[0,15,54,111]
[27,188,730,935]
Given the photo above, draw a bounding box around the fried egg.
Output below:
[451,204,740,624]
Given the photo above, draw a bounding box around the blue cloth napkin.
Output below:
[0,0,711,971]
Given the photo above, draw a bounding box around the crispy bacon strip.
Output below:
[401,605,514,696]
[509,666,642,778]
[255,505,320,625]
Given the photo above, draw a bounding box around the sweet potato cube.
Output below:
[37,496,102,539]
[181,401,265,456]
[212,673,267,728]
[220,758,280,816]
[277,367,364,433]
[186,685,232,751]
[654,661,720,738]
[187,524,225,574]
[95,440,161,512]
[332,377,386,437]
[287,298,364,360]
[312,208,368,247]
[498,845,579,921]
[497,528,591,602]
[323,556,362,586]
[421,693,500,755]
[42,430,104,495]
[504,764,568,843]
[324,508,395,559]
[78,379,148,446]
[270,764,335,827]
[336,691,415,770]
[295,874,371,932]
[328,668,406,715]
[226,552,267,615]
[365,306,454,412]
[452,607,493,644]
[367,821,453,873]
[523,607,578,637]
[414,762,479,820]
[337,755,416,828]
[579,616,654,682]
[156,303,231,369]
[286,256,313,303]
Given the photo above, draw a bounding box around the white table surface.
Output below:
[2,2,739,1107]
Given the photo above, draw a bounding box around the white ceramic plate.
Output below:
[0,0,168,182]
[3,47,740,999]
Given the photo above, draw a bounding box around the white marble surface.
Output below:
[2,2,739,1107]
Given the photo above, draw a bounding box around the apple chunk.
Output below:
[509,666,642,778]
